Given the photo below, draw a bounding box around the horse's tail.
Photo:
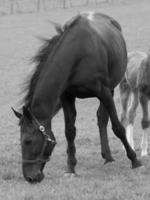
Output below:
[52,99,62,117]
[119,75,129,92]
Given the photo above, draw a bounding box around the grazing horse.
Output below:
[119,51,150,156]
[12,12,142,183]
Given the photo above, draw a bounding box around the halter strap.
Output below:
[22,109,56,164]
[28,109,56,144]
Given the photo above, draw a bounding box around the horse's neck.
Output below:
[31,36,79,121]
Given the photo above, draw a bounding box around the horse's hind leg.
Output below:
[127,89,139,150]
[98,85,142,168]
[140,94,149,156]
[61,93,77,175]
[97,101,114,164]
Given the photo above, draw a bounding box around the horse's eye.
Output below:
[24,139,32,146]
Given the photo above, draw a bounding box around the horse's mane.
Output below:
[23,16,80,107]
[24,33,61,106]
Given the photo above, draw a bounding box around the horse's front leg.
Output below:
[140,93,149,156]
[98,85,142,169]
[97,101,114,164]
[61,94,77,175]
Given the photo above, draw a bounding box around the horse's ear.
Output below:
[54,23,63,35]
[48,20,63,35]
[23,106,32,121]
[11,107,22,119]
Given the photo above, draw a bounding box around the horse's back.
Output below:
[70,12,127,89]
[82,12,122,31]
[87,12,127,87]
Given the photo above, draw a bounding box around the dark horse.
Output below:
[13,12,142,183]
[119,51,150,156]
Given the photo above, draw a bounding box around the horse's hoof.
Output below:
[104,158,115,165]
[131,159,143,169]
[64,172,78,178]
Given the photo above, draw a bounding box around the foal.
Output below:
[119,51,150,156]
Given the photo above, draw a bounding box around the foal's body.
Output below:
[119,51,150,156]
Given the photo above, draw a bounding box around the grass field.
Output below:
[0,0,150,199]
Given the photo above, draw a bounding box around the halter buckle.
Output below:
[39,125,45,132]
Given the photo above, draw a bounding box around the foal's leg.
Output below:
[119,80,132,150]
[61,94,77,174]
[140,94,149,156]
[127,89,139,150]
[98,85,142,168]
[97,102,114,164]
[119,78,131,127]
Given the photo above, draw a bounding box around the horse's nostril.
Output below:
[26,176,34,183]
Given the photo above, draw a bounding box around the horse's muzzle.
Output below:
[25,171,44,183]
[23,164,45,183]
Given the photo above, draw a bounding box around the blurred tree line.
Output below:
[0,0,116,15]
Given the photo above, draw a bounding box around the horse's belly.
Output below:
[66,85,97,98]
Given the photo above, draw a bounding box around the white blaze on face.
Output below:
[126,124,135,150]
[87,11,94,21]
[141,129,148,156]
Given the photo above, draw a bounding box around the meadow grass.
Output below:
[0,1,150,199]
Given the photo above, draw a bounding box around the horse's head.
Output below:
[12,106,56,183]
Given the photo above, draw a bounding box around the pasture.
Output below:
[0,0,150,199]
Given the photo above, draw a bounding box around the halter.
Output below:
[22,110,56,164]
